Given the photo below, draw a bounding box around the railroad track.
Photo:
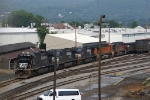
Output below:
[0,54,146,88]
[0,54,150,99]
[0,78,21,88]
[11,63,150,99]
[13,74,97,100]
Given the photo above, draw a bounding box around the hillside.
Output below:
[0,0,150,24]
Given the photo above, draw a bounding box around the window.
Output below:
[66,52,71,55]
[44,91,52,96]
[77,48,82,53]
[59,91,79,96]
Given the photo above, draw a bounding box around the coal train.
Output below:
[14,38,150,78]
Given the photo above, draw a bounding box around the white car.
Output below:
[37,89,81,100]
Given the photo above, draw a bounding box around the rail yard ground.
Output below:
[1,70,150,100]
[1,54,150,100]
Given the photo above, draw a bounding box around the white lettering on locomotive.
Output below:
[19,63,28,68]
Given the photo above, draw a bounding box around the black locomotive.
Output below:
[14,38,150,78]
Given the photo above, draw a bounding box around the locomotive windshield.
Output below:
[19,59,31,64]
[76,48,82,53]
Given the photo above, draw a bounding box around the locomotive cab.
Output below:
[15,52,35,78]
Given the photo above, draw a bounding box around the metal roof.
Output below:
[47,33,99,44]
[0,28,36,33]
[0,42,36,54]
[1,48,40,59]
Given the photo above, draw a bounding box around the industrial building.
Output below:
[1,26,150,50]
[0,28,39,46]
[44,33,99,50]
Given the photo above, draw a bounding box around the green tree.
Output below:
[105,20,124,28]
[7,10,34,27]
[7,10,44,27]
[130,21,138,28]
[2,19,5,27]
[36,26,49,44]
[34,15,44,27]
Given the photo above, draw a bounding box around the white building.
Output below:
[0,28,39,46]
[44,32,99,50]
[1,26,150,49]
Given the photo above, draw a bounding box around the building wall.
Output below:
[122,34,135,43]
[122,33,150,43]
[101,33,122,43]
[0,56,9,69]
[0,32,39,46]
[44,34,82,50]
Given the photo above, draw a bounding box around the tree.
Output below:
[36,26,49,44]
[34,15,44,27]
[7,10,44,27]
[105,20,124,28]
[130,21,138,28]
[2,19,5,27]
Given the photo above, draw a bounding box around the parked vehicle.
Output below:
[37,89,81,100]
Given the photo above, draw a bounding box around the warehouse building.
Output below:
[46,27,150,49]
[44,33,99,50]
[0,42,40,70]
[76,26,150,43]
[0,27,39,46]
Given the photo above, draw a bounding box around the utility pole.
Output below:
[75,23,77,47]
[108,24,110,43]
[53,50,57,100]
[98,15,105,100]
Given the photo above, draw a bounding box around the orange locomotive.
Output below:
[94,43,112,59]
[94,42,126,59]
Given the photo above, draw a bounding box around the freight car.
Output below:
[135,38,150,53]
[125,42,135,54]
[15,52,52,78]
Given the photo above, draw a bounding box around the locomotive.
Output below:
[14,41,128,78]
[15,52,52,78]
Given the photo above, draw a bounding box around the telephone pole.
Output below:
[74,24,77,47]
[98,15,105,100]
[108,24,110,43]
[53,50,57,100]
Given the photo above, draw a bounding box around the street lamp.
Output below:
[98,15,105,100]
